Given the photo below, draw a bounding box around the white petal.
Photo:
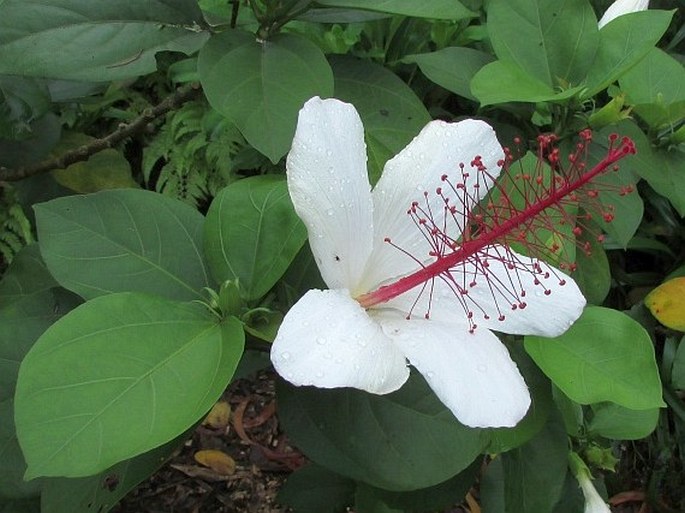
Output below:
[271,289,409,394]
[598,0,649,28]
[380,244,586,338]
[361,119,504,291]
[578,475,612,513]
[286,97,374,292]
[378,316,530,428]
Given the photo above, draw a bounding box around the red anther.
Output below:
[356,128,636,318]
[513,136,521,144]
[498,314,506,321]
[384,237,392,243]
[609,133,619,142]
[597,234,605,243]
[519,302,527,309]
[544,290,551,296]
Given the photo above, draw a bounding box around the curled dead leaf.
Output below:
[194,449,236,476]
[203,401,231,430]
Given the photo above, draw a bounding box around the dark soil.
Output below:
[112,371,300,513]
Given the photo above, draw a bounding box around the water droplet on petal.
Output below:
[281,352,291,360]
[426,371,435,380]
[315,371,325,379]
[316,336,327,345]
[477,364,488,373]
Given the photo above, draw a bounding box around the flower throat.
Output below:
[357,131,636,330]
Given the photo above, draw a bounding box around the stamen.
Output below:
[357,131,636,327]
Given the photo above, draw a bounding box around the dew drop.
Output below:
[281,352,291,360]
[315,371,325,378]
[302,320,310,327]
[477,364,488,373]
[316,336,327,345]
[426,371,435,380]
[326,209,334,216]
[334,358,343,364]
[323,351,332,360]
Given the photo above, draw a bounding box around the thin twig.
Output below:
[0,83,202,182]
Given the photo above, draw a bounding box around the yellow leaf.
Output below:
[203,401,230,430]
[194,449,236,476]
[645,277,685,331]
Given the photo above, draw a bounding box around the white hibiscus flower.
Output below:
[598,0,649,28]
[271,97,585,428]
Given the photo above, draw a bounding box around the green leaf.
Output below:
[584,10,675,97]
[199,30,333,163]
[15,293,244,478]
[404,47,494,101]
[672,336,685,390]
[487,0,599,87]
[501,409,568,513]
[51,133,138,193]
[330,55,430,183]
[587,402,659,440]
[0,0,208,81]
[0,399,41,499]
[356,458,481,512]
[204,176,307,301]
[314,0,476,20]
[606,120,685,217]
[277,372,487,492]
[471,61,581,106]
[619,47,685,128]
[40,430,191,513]
[572,234,610,305]
[35,189,211,301]
[586,131,643,248]
[524,306,664,410]
[278,464,355,513]
[0,244,57,302]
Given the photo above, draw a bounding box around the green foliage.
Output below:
[143,101,245,207]
[0,189,33,266]
[277,372,487,491]
[0,0,683,511]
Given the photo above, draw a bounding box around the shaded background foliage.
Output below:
[0,0,683,512]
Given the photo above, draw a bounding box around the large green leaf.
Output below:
[35,189,211,301]
[0,399,41,500]
[0,0,208,81]
[501,410,568,513]
[41,429,191,513]
[204,176,307,301]
[199,30,333,163]
[277,372,487,492]
[404,47,494,101]
[619,47,685,128]
[355,459,481,512]
[471,61,582,106]
[14,292,244,478]
[315,0,476,20]
[605,120,685,217]
[330,56,430,183]
[487,0,599,87]
[586,402,659,440]
[0,245,57,301]
[278,464,356,513]
[0,246,80,500]
[585,131,644,248]
[524,306,664,410]
[584,10,675,97]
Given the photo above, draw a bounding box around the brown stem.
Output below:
[0,83,202,182]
